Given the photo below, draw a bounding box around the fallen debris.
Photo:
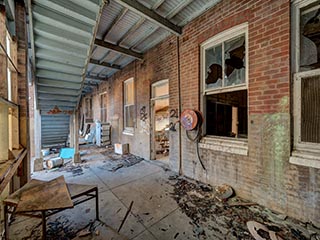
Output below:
[215,184,233,202]
[118,201,134,233]
[99,150,144,172]
[78,229,91,237]
[247,221,284,240]
[170,177,315,240]
[46,157,64,169]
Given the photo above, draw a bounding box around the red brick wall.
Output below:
[16,1,29,185]
[85,0,320,224]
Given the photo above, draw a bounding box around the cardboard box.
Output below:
[114,143,129,155]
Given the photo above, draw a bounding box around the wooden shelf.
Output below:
[0,149,27,193]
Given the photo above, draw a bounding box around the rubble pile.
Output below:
[170,177,320,240]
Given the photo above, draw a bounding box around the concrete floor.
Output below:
[7,145,319,240]
[8,146,195,240]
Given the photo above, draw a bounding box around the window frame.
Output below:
[291,0,320,168]
[123,77,135,135]
[151,79,169,100]
[201,23,249,95]
[200,23,249,143]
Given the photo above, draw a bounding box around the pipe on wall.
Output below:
[177,36,182,175]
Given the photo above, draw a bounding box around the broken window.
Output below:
[124,78,135,133]
[204,34,246,90]
[291,0,320,168]
[299,1,320,71]
[201,24,248,139]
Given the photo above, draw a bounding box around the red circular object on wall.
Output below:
[180,109,198,131]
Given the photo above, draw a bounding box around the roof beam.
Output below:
[102,8,128,40]
[115,0,182,35]
[85,75,108,82]
[89,59,121,70]
[152,0,165,10]
[118,17,145,45]
[95,39,143,60]
[165,0,193,19]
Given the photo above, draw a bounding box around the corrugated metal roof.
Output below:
[88,0,222,84]
[30,0,106,146]
[30,0,222,146]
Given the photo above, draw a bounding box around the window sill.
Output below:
[122,129,134,136]
[199,136,248,156]
[290,150,320,169]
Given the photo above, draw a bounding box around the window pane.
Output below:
[224,35,246,86]
[300,2,320,71]
[301,75,320,143]
[125,105,135,128]
[205,44,222,89]
[7,68,11,101]
[153,81,169,98]
[155,98,169,131]
[206,90,247,138]
[125,81,134,105]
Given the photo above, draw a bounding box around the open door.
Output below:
[150,80,169,162]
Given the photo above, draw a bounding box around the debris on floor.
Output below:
[169,177,320,240]
[99,149,144,172]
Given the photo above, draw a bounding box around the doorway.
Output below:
[151,80,169,162]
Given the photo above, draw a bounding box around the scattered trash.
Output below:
[170,177,310,240]
[215,184,233,202]
[174,232,179,239]
[60,148,75,159]
[168,174,179,180]
[109,163,124,172]
[99,151,144,172]
[71,166,83,176]
[46,157,64,169]
[78,229,91,237]
[247,221,284,240]
[41,148,50,157]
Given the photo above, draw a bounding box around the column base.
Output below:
[34,158,44,172]
[73,152,81,164]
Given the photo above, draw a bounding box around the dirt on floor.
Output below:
[168,175,320,240]
[15,145,320,240]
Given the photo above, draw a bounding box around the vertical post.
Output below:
[73,110,80,163]
[69,114,74,148]
[4,204,9,240]
[0,103,9,161]
[33,107,43,172]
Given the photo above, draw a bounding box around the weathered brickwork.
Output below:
[84,0,320,225]
[16,1,29,185]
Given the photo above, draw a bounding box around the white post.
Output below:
[69,114,74,148]
[73,110,80,163]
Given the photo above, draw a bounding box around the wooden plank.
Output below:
[67,183,96,198]
[15,176,73,212]
[0,149,27,193]
[4,179,45,206]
